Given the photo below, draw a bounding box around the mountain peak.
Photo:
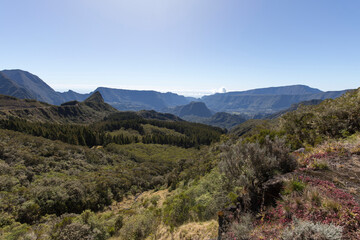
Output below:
[84,91,104,103]
[177,101,213,117]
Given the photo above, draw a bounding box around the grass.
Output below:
[282,179,306,195]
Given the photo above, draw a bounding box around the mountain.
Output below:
[1,70,192,110]
[165,101,213,118]
[1,69,62,104]
[94,87,193,111]
[201,85,348,114]
[202,112,247,129]
[183,112,248,129]
[137,110,183,121]
[0,70,89,105]
[60,90,90,103]
[224,84,322,95]
[0,91,117,123]
[266,99,323,119]
[0,70,350,117]
[0,72,35,99]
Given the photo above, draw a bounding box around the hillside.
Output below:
[1,86,360,239]
[94,87,193,111]
[201,85,348,114]
[0,91,117,123]
[266,99,323,119]
[184,112,248,130]
[0,70,89,105]
[1,71,359,240]
[164,101,213,118]
[137,110,183,121]
[0,70,350,117]
[223,84,322,95]
[0,72,35,100]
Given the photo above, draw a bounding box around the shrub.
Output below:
[0,143,4,159]
[114,215,124,231]
[53,222,93,240]
[118,211,157,240]
[219,136,296,210]
[149,195,160,207]
[17,200,41,224]
[163,192,192,227]
[0,212,15,228]
[281,219,343,240]
[306,187,322,206]
[227,213,253,240]
[322,199,341,213]
[312,160,329,170]
[1,222,31,240]
[163,169,228,227]
[282,179,306,195]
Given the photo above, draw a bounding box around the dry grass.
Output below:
[109,189,170,213]
[149,221,218,240]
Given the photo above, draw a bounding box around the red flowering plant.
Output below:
[251,175,360,239]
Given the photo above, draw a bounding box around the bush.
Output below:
[17,200,41,224]
[149,195,160,207]
[118,210,157,240]
[219,136,297,210]
[0,212,15,227]
[0,222,31,240]
[228,213,253,240]
[163,169,228,227]
[281,219,343,240]
[163,192,192,227]
[312,160,329,170]
[53,222,93,240]
[282,179,306,195]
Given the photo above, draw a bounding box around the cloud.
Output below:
[211,87,227,94]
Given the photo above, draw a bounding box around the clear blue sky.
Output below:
[1,0,359,96]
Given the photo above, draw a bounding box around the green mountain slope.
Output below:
[0,91,117,123]
[183,112,248,130]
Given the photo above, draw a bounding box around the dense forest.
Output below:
[0,112,225,149]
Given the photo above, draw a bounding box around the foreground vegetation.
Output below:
[2,88,360,239]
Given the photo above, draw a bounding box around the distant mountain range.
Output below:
[201,85,347,115]
[0,69,350,122]
[94,87,194,111]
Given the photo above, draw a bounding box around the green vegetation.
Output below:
[0,128,205,227]
[2,88,360,239]
[0,111,225,148]
[237,88,360,150]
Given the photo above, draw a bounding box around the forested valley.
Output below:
[2,88,360,239]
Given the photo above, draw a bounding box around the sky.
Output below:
[1,0,359,97]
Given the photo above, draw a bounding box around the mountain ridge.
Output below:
[0,69,350,116]
[0,91,117,123]
[218,84,322,96]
